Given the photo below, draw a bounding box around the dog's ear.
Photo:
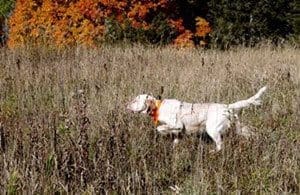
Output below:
[156,86,164,100]
[160,86,164,95]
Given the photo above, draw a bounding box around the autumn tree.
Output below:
[8,0,211,47]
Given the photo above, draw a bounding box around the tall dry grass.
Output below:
[0,44,299,193]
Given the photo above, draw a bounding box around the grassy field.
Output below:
[0,45,299,193]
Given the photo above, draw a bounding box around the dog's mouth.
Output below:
[125,105,134,113]
[126,107,135,113]
[127,109,134,113]
[126,103,148,114]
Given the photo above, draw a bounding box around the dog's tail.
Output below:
[228,86,267,110]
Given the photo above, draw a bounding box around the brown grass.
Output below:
[0,44,299,193]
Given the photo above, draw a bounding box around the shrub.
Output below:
[103,13,178,45]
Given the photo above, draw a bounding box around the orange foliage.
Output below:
[173,30,194,48]
[8,0,211,48]
[168,19,185,33]
[170,17,211,48]
[195,17,211,37]
[9,0,107,47]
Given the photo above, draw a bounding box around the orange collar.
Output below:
[149,100,162,126]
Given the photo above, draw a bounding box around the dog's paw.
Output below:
[209,148,222,154]
[209,149,218,154]
[169,185,181,194]
[172,138,180,149]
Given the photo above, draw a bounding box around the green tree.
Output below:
[208,0,295,49]
[292,0,300,36]
[0,0,14,45]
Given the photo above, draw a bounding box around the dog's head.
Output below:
[126,94,156,114]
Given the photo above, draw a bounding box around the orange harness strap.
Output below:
[150,100,162,126]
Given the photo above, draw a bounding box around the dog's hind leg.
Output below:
[206,129,222,152]
[206,117,230,152]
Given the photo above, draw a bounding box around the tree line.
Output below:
[0,0,298,48]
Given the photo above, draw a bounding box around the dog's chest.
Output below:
[158,99,182,126]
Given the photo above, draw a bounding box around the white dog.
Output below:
[127,86,267,152]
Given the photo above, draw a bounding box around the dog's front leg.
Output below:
[156,124,173,135]
[156,125,181,148]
